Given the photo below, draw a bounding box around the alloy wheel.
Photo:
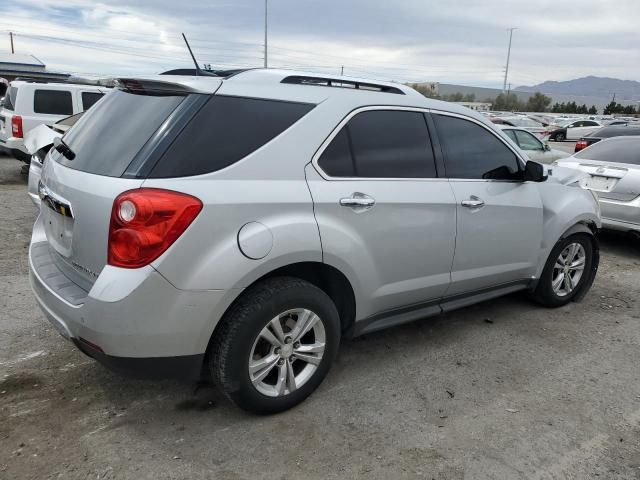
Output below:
[248,308,326,397]
[551,242,586,297]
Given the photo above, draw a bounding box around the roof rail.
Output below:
[281,75,405,95]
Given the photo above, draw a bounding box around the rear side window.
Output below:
[575,138,640,165]
[81,92,104,110]
[34,90,73,115]
[435,114,521,180]
[3,86,17,111]
[149,96,314,178]
[318,110,437,178]
[53,89,184,177]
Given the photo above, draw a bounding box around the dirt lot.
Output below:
[1,153,639,480]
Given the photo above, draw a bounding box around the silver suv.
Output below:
[30,70,600,413]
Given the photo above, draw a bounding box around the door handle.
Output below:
[461,196,485,208]
[339,192,375,212]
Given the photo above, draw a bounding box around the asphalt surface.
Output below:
[1,152,640,480]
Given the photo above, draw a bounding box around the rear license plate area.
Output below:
[581,175,617,192]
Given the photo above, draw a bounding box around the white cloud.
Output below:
[0,0,638,87]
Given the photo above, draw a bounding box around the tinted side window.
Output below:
[150,96,314,178]
[81,92,104,110]
[317,128,355,177]
[435,114,521,180]
[318,110,437,178]
[348,110,436,178]
[34,90,73,115]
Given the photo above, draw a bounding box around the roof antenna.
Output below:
[182,33,201,76]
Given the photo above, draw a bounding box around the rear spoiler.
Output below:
[114,77,218,95]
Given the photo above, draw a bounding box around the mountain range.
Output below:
[516,76,640,102]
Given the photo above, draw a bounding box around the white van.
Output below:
[0,80,108,161]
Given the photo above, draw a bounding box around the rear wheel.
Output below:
[555,132,566,142]
[210,277,340,414]
[533,234,595,307]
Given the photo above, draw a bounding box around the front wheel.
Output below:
[555,132,566,142]
[532,233,596,308]
[209,277,340,414]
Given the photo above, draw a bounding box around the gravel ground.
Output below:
[1,153,639,480]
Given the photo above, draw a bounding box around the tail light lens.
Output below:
[108,188,202,268]
[575,140,588,152]
[11,115,23,138]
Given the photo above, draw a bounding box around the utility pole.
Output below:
[502,27,517,93]
[263,0,268,68]
[9,31,14,54]
[341,65,344,76]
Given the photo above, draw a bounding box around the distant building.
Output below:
[0,52,69,95]
[455,101,491,112]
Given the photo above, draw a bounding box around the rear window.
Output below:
[53,89,184,176]
[575,137,640,165]
[34,90,73,115]
[81,91,104,110]
[3,86,17,111]
[592,127,640,138]
[148,95,314,178]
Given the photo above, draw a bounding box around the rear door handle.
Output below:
[340,192,375,212]
[461,196,485,208]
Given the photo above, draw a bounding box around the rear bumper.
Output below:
[29,222,241,380]
[599,196,640,233]
[0,136,27,153]
[73,338,205,381]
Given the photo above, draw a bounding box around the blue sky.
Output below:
[1,0,639,88]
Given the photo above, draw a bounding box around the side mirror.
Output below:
[524,160,547,182]
[544,143,551,152]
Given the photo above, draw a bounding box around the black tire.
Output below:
[532,233,595,308]
[11,149,30,163]
[555,132,566,142]
[209,276,340,414]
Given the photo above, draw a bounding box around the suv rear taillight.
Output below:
[108,188,202,268]
[575,140,588,152]
[11,115,23,138]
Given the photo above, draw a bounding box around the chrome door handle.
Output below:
[461,196,485,208]
[339,192,375,212]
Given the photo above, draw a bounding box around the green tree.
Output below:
[588,105,598,115]
[493,93,524,112]
[525,92,552,112]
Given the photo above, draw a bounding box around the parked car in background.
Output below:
[500,126,568,164]
[490,115,547,137]
[606,120,628,127]
[556,136,640,236]
[547,119,603,142]
[0,80,107,162]
[30,70,600,413]
[24,112,84,205]
[574,126,640,152]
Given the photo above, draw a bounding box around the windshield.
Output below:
[53,89,185,177]
[575,137,640,165]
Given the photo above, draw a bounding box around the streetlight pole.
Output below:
[264,0,268,68]
[503,27,517,93]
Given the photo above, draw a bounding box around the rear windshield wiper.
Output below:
[53,137,76,160]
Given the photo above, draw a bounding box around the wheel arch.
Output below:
[207,261,357,351]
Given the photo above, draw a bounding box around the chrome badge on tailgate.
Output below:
[38,181,74,218]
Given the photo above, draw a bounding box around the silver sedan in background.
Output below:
[556,136,640,236]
